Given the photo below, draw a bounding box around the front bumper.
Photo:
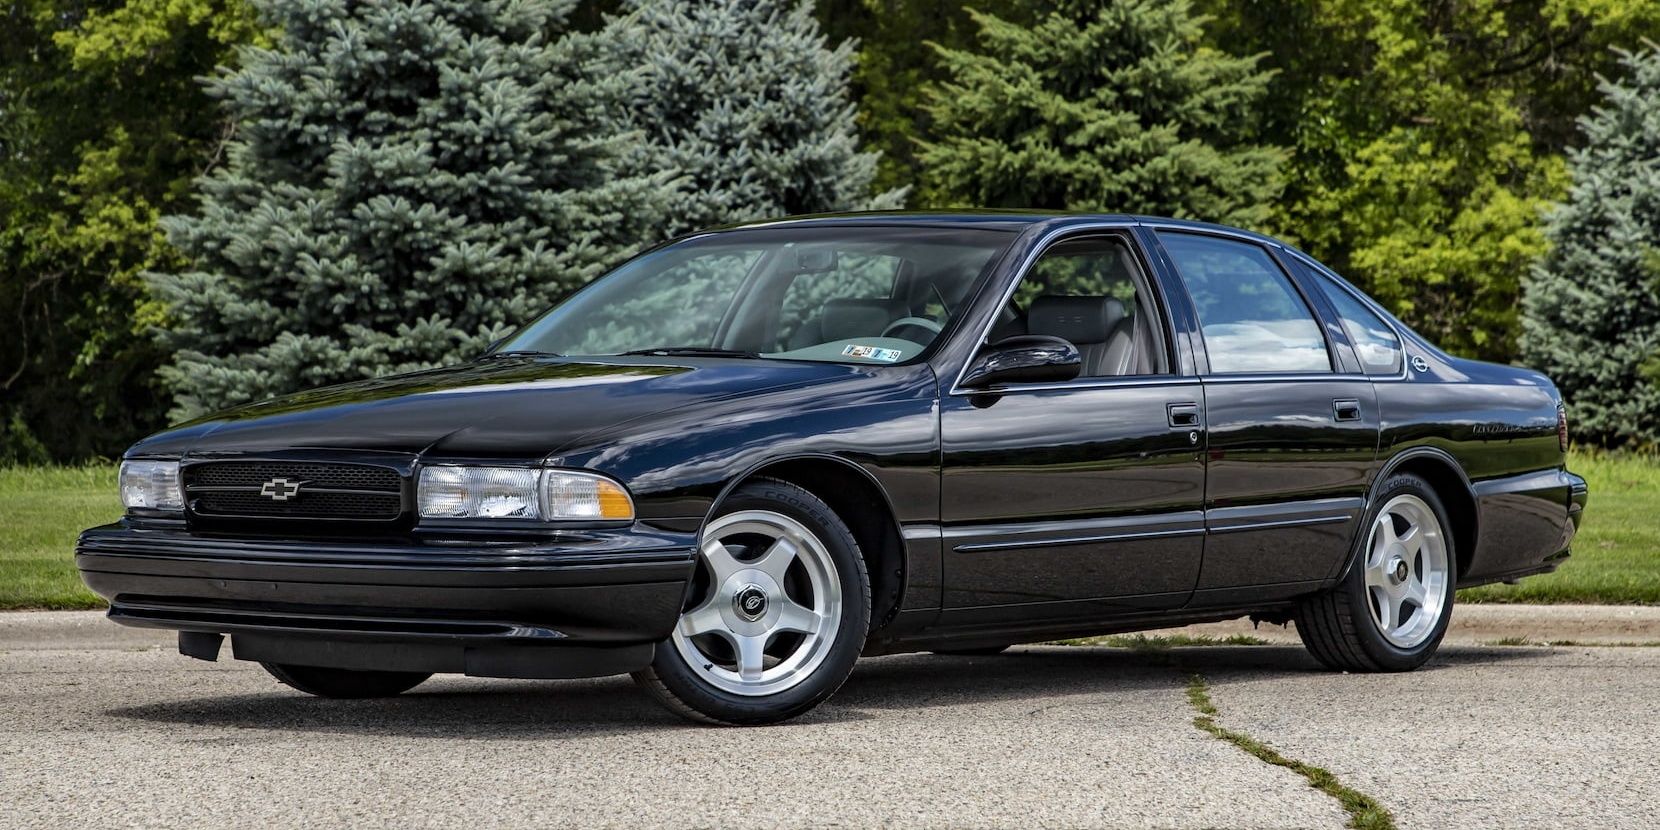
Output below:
[76,522,697,679]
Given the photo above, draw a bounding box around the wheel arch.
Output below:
[1342,447,1479,583]
[705,454,907,631]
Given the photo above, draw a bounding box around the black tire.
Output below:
[1295,473,1458,672]
[633,478,871,726]
[263,663,431,698]
[932,645,1010,656]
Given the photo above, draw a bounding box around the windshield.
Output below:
[499,226,1016,365]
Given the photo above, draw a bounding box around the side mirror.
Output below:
[961,335,1082,388]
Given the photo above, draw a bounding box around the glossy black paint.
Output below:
[960,335,1082,387]
[1192,376,1378,595]
[81,212,1587,674]
[940,378,1207,616]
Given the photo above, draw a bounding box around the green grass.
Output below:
[1459,450,1660,605]
[0,450,1654,609]
[1186,674,1396,830]
[1053,633,1271,649]
[0,465,119,610]
[1482,637,1660,647]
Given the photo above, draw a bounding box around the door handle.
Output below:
[1333,398,1362,422]
[1167,402,1201,429]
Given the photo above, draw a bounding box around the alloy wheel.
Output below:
[1362,493,1450,648]
[670,509,843,697]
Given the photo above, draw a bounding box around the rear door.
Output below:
[1149,229,1380,604]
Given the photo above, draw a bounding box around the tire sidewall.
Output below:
[647,479,871,724]
[1344,474,1458,670]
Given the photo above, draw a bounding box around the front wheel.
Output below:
[263,663,431,698]
[1295,474,1457,672]
[634,479,871,725]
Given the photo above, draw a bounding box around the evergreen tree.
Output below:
[601,0,903,238]
[916,0,1283,229]
[150,0,670,421]
[1521,44,1660,449]
[816,0,1032,196]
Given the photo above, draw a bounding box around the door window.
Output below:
[1157,232,1331,374]
[995,235,1167,377]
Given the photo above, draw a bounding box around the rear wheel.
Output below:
[634,479,870,725]
[263,663,430,698]
[1296,474,1456,672]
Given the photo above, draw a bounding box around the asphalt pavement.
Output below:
[2,611,1656,829]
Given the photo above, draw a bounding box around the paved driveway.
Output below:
[2,613,1655,829]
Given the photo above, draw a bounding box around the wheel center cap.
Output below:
[733,584,769,622]
[1388,557,1409,584]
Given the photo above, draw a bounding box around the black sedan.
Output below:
[80,213,1588,724]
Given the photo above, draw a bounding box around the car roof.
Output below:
[720,210,1286,247]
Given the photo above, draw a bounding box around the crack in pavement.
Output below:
[1184,673,1396,830]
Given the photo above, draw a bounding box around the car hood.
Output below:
[129,357,866,460]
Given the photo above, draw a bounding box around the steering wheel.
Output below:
[881,316,943,341]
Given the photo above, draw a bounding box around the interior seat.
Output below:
[1026,295,1136,377]
[1101,306,1137,375]
[791,298,906,348]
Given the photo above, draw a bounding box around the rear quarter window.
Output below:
[1303,264,1404,375]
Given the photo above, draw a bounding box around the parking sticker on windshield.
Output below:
[842,344,903,362]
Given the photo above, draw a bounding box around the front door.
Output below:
[1151,229,1380,603]
[939,232,1206,620]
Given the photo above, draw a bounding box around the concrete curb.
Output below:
[4,604,1658,650]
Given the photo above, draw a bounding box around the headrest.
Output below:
[1027,296,1123,345]
[821,298,901,341]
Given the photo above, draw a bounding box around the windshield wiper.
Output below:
[482,349,562,359]
[617,347,763,359]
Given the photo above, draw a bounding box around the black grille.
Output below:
[184,461,404,521]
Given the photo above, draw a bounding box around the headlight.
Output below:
[417,466,634,521]
[119,460,183,511]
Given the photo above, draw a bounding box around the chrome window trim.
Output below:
[948,375,1195,398]
[1197,372,1374,385]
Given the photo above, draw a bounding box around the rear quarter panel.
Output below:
[1374,347,1572,584]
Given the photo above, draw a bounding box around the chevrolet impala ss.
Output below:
[79,213,1588,724]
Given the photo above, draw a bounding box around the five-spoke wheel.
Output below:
[1296,474,1457,672]
[635,479,870,724]
[670,510,843,696]
[1362,493,1450,649]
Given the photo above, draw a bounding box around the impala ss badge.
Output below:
[259,478,305,501]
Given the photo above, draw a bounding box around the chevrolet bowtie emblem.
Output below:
[259,478,305,501]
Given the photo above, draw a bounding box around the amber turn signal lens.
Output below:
[540,471,636,521]
[594,479,634,519]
